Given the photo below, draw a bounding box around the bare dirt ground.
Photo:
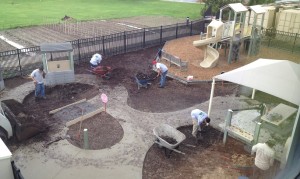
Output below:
[2,33,292,178]
[67,112,124,150]
[3,44,246,178]
[144,126,254,179]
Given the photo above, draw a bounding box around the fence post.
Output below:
[292,33,298,53]
[124,31,127,53]
[190,21,193,36]
[143,28,146,48]
[83,128,89,149]
[77,39,81,61]
[176,23,178,39]
[160,26,162,44]
[223,109,233,145]
[102,36,106,56]
[17,49,22,76]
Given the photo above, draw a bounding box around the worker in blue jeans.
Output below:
[152,60,168,88]
[30,65,46,100]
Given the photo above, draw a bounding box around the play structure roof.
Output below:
[40,42,73,53]
[208,20,223,28]
[214,59,300,105]
[250,5,267,14]
[228,3,248,13]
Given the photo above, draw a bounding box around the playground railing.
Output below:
[161,50,188,71]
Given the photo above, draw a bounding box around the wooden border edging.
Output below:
[49,98,87,115]
[66,108,103,127]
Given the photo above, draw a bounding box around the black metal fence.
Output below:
[0,19,205,79]
[2,20,299,79]
[261,29,300,53]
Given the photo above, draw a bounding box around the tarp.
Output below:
[40,42,73,53]
[214,59,300,105]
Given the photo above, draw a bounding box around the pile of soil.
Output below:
[61,15,76,22]
[1,99,47,141]
[136,71,157,81]
[67,112,123,150]
[5,83,100,148]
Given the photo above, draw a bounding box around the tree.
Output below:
[202,0,241,16]
[248,0,275,6]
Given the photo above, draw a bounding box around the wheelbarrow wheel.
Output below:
[164,148,172,158]
[155,139,163,148]
[102,73,112,80]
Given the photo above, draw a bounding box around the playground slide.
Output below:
[193,37,220,68]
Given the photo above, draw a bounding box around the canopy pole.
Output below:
[251,88,256,99]
[208,78,216,117]
[286,106,300,169]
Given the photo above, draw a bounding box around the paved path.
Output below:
[2,74,248,179]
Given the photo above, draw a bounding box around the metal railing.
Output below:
[261,29,300,53]
[0,19,206,79]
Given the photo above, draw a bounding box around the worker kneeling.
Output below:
[90,53,102,68]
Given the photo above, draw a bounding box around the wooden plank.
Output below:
[66,108,103,127]
[227,125,253,144]
[49,98,87,115]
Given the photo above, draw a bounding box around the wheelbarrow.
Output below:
[87,66,112,80]
[153,124,186,158]
[1,99,47,141]
[135,72,157,90]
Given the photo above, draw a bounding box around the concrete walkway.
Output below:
[2,74,249,179]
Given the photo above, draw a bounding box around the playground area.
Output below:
[2,41,296,178]
[1,3,299,178]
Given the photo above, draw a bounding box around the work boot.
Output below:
[198,135,204,140]
[193,135,198,145]
[42,96,47,100]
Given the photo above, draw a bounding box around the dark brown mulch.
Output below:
[143,125,281,179]
[66,112,123,150]
[75,46,238,113]
[5,46,246,178]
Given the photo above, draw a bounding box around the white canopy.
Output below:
[215,59,300,105]
[208,59,300,116]
[208,58,300,170]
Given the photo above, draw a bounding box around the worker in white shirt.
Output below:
[30,65,46,100]
[90,53,102,68]
[152,60,168,88]
[190,109,210,140]
[251,140,275,179]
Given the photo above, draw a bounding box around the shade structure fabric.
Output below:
[213,59,300,106]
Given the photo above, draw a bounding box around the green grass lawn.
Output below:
[0,0,204,29]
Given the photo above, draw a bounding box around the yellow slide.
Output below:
[193,19,223,68]
[193,38,220,68]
